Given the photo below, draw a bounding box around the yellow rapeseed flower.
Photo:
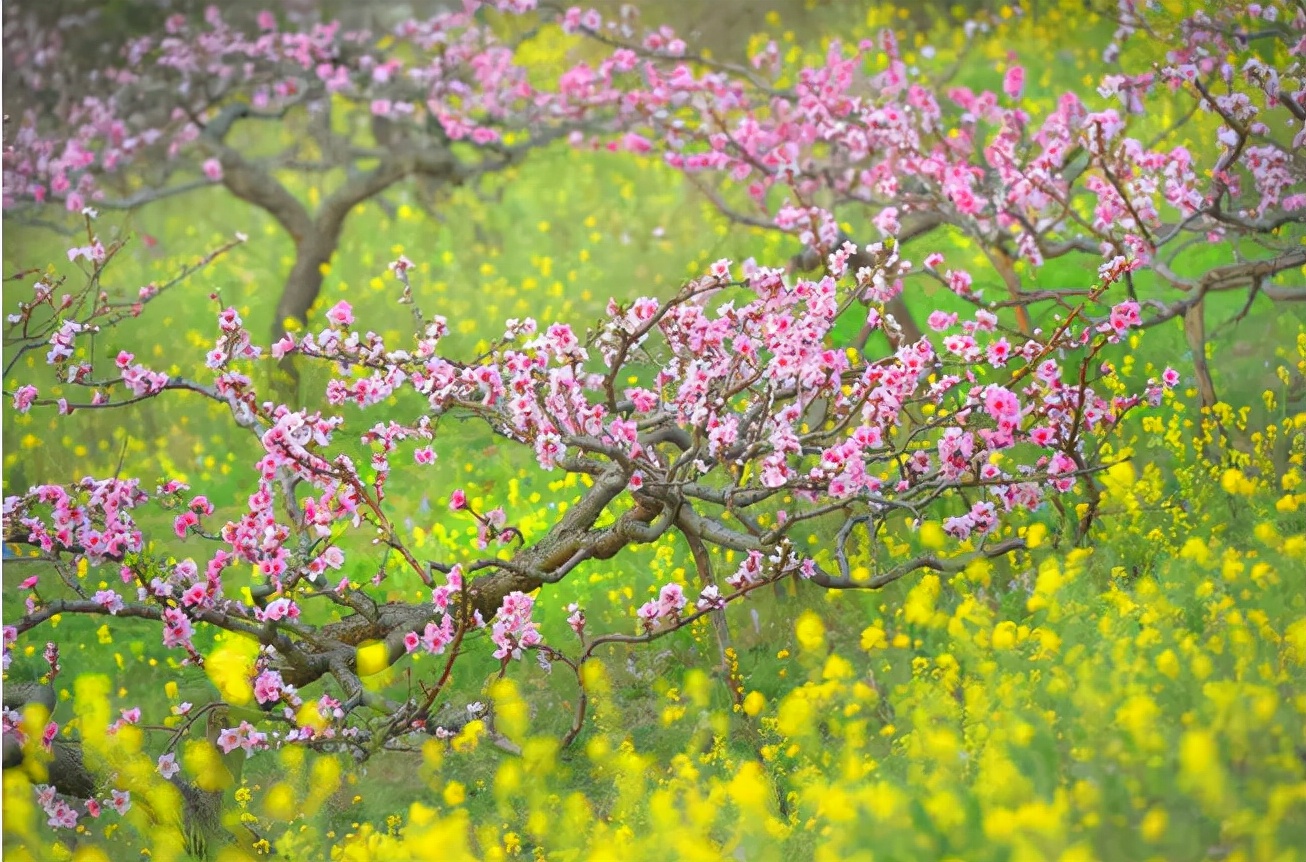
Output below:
[860,625,887,651]
[795,611,826,652]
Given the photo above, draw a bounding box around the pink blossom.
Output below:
[567,603,586,636]
[422,617,454,655]
[535,433,564,470]
[637,600,660,628]
[696,584,726,611]
[1105,300,1142,338]
[946,270,973,294]
[202,159,223,182]
[1029,426,1056,447]
[491,591,541,660]
[162,608,194,649]
[174,510,199,538]
[109,789,131,815]
[1003,65,1025,99]
[657,583,686,618]
[93,590,124,614]
[271,334,296,359]
[260,597,299,622]
[157,752,180,779]
[943,512,972,539]
[728,551,766,590]
[325,300,354,327]
[13,385,38,413]
[623,132,652,154]
[984,386,1021,424]
[47,800,78,829]
[873,206,900,236]
[254,670,285,704]
[927,311,957,332]
[986,338,1012,367]
[215,727,241,754]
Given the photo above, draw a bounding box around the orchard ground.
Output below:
[4,1,1306,861]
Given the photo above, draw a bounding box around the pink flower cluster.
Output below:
[490,591,542,660]
[215,721,269,756]
[5,219,1155,724]
[637,583,686,629]
[35,784,129,830]
[254,670,289,705]
[206,307,263,369]
[4,478,147,565]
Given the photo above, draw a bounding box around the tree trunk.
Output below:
[276,230,343,339]
[271,227,345,398]
[1183,299,1218,409]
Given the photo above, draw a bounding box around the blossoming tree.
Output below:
[4,208,1161,849]
[4,0,617,370]
[583,0,1305,406]
[1,0,1295,854]
[5,0,1301,399]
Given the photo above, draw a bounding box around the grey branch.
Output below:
[808,538,1028,590]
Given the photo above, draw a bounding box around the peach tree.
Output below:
[6,1,1303,405]
[583,0,1306,405]
[2,201,1164,849]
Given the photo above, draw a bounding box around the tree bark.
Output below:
[1183,299,1218,408]
[276,230,341,340]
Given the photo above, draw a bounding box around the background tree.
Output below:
[7,1,1302,405]
[587,0,1306,407]
[5,0,617,382]
[2,0,901,365]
